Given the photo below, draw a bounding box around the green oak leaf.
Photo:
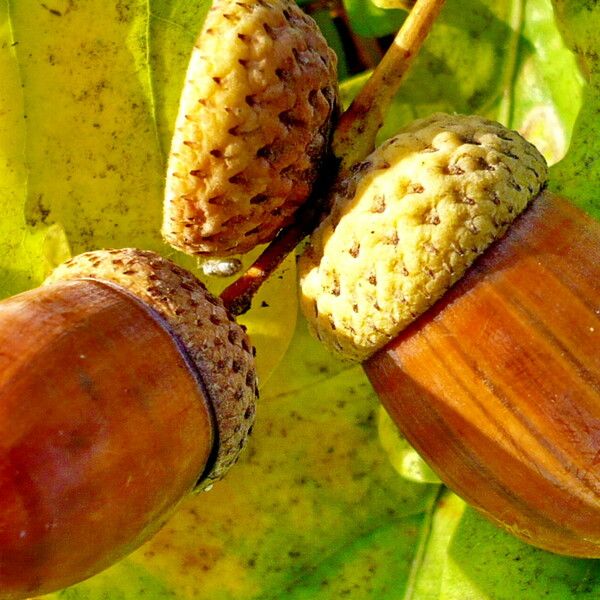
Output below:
[0,2,70,294]
[399,491,600,600]
[441,507,600,600]
[340,0,583,162]
[371,0,414,11]
[0,0,598,599]
[549,0,600,219]
[378,407,441,485]
[342,0,407,38]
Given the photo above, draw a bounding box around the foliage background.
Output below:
[0,0,599,597]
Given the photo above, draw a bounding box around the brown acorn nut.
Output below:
[163,0,339,257]
[299,113,600,556]
[0,249,257,599]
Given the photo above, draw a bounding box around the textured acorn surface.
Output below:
[299,113,548,361]
[163,0,338,257]
[365,191,600,556]
[46,249,258,485]
[0,278,216,599]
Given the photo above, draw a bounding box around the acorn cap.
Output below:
[299,113,548,362]
[46,249,258,486]
[163,0,338,257]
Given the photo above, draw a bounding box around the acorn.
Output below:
[163,0,339,257]
[298,112,600,556]
[0,249,257,599]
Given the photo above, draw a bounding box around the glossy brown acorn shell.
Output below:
[0,279,214,599]
[364,192,600,557]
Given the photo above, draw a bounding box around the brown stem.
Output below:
[333,0,446,171]
[220,0,446,315]
[220,198,324,316]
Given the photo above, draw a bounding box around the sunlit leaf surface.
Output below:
[0,0,296,384]
[0,0,598,598]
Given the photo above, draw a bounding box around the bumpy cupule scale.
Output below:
[299,113,548,361]
[164,0,339,256]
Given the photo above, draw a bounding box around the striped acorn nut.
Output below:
[299,113,600,556]
[163,0,339,257]
[0,249,257,599]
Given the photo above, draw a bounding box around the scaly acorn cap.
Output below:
[45,249,258,487]
[163,0,339,257]
[299,113,548,362]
